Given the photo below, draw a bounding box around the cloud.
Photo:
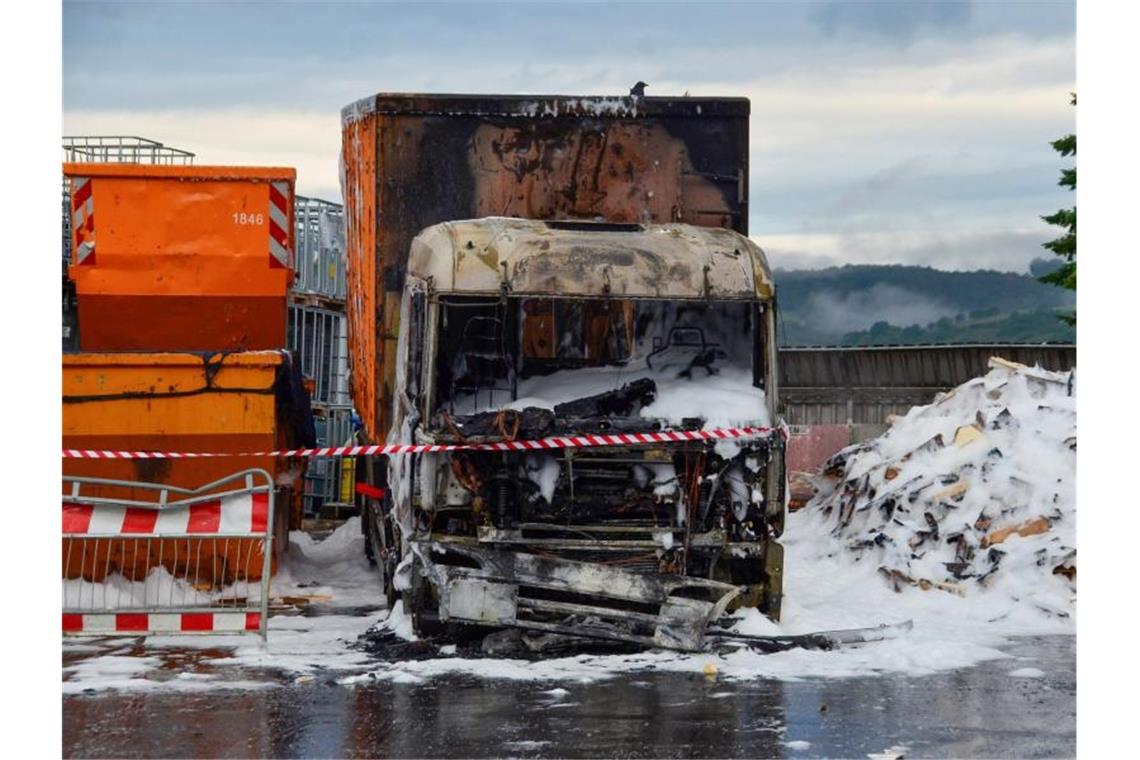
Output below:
[63,109,343,201]
[812,0,972,41]
[62,3,1074,272]
[759,226,1055,273]
[800,283,959,333]
[821,157,928,219]
[66,29,1073,207]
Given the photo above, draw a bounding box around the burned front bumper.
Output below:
[411,539,748,652]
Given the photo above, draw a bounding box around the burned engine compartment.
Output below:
[424,376,781,562]
[398,421,785,650]
[379,284,785,652]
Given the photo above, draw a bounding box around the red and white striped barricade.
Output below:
[62,469,275,639]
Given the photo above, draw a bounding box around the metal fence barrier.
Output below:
[62,135,196,165]
[302,405,357,516]
[294,196,346,300]
[62,469,274,639]
[288,303,350,408]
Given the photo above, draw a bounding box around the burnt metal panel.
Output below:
[341,92,751,441]
[343,93,750,120]
[407,218,773,299]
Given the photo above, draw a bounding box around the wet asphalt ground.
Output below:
[62,635,1074,759]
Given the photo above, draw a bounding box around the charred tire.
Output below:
[408,557,444,637]
[362,499,377,567]
[364,495,400,609]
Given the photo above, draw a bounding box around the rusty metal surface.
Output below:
[787,425,852,474]
[381,263,785,634]
[340,92,750,442]
[407,218,772,299]
[341,113,378,443]
[342,93,751,121]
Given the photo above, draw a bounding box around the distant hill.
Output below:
[774,265,1075,346]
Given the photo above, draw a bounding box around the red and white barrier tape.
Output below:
[62,425,784,460]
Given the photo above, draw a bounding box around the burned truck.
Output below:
[340,92,784,650]
[371,217,785,651]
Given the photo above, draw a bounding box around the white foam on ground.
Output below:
[505,741,551,750]
[61,651,275,695]
[1008,666,1046,678]
[345,492,1071,686]
[62,517,382,614]
[65,365,1075,692]
[218,613,378,675]
[271,517,384,608]
[373,599,416,642]
[67,501,1071,691]
[64,519,384,692]
[63,567,217,611]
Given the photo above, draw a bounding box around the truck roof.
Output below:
[406,218,774,301]
[342,92,749,125]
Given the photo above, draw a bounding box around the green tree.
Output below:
[1040,93,1076,325]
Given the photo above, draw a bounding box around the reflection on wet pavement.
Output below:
[63,636,1073,758]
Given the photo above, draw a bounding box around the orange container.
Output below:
[62,351,312,582]
[63,164,296,352]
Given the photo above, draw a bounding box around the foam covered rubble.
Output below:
[805,358,1076,608]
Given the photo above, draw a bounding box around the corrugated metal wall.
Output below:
[778,344,1076,425]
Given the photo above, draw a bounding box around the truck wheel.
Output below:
[362,499,377,567]
[408,557,443,637]
[364,496,400,608]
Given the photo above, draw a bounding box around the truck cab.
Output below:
[368,217,785,652]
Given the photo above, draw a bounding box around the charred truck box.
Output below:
[340,93,750,441]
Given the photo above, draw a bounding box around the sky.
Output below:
[62,0,1076,273]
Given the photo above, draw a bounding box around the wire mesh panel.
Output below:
[288,304,350,407]
[62,136,195,165]
[302,406,357,516]
[287,297,354,517]
[293,196,346,299]
[62,469,274,639]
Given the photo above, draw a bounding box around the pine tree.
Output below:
[1040,93,1076,325]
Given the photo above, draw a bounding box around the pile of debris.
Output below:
[806,358,1076,597]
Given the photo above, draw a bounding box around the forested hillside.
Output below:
[775,265,1076,346]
